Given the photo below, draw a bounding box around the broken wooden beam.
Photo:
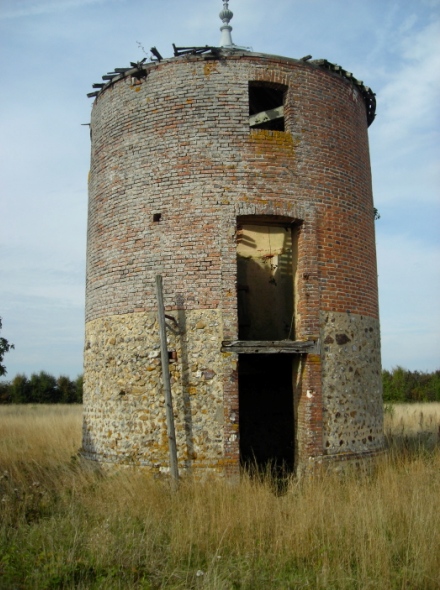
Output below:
[221,339,320,354]
[150,46,163,61]
[249,105,284,128]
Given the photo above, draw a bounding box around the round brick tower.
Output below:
[82,37,384,476]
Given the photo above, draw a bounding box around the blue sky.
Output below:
[0,0,439,379]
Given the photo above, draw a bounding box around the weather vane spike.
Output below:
[219,1,234,47]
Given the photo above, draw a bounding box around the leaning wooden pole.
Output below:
[155,274,179,487]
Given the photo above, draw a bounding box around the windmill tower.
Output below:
[82,2,384,476]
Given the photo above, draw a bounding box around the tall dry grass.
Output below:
[0,403,439,589]
[0,404,81,463]
[384,402,440,437]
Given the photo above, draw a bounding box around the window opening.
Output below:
[249,82,286,131]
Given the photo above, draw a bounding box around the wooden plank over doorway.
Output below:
[221,340,320,354]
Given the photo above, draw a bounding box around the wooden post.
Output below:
[155,274,179,487]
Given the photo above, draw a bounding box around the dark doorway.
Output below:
[239,354,295,473]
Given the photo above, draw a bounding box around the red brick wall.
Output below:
[87,53,378,323]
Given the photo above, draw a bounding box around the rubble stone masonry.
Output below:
[83,51,384,475]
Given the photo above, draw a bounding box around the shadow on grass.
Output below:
[385,428,440,462]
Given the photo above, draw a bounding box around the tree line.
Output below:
[0,318,83,404]
[0,372,83,404]
[0,367,439,405]
[382,366,440,403]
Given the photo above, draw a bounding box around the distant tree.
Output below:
[382,367,406,402]
[29,371,58,403]
[54,374,83,404]
[0,317,14,377]
[9,374,31,403]
[382,367,440,403]
[430,371,440,402]
[74,374,83,403]
[0,381,11,404]
[57,375,77,403]
[4,372,83,404]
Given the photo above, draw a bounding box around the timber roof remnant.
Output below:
[87,1,375,124]
[87,50,376,127]
[313,59,376,126]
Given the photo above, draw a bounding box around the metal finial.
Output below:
[219,1,234,47]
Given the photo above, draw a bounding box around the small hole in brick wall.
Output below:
[153,213,161,222]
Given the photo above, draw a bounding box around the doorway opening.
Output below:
[239,354,295,474]
[237,219,298,341]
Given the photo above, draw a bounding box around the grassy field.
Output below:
[0,404,439,589]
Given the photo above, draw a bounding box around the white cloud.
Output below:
[368,12,440,212]
[0,0,118,19]
[376,18,440,144]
